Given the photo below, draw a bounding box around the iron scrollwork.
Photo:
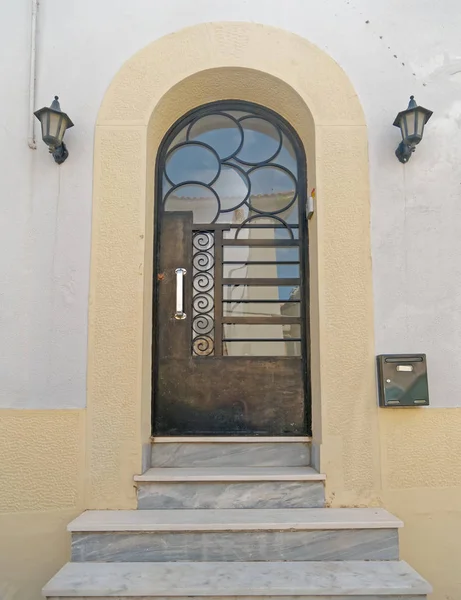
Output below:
[192,231,215,356]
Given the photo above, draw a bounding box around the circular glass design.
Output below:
[248,165,297,215]
[161,104,302,227]
[235,116,282,165]
[273,133,297,174]
[164,184,220,223]
[165,143,220,186]
[188,114,243,160]
[212,164,250,212]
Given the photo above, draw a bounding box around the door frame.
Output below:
[88,22,376,509]
[151,100,312,436]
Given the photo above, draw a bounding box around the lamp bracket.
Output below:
[50,142,69,165]
[395,141,415,164]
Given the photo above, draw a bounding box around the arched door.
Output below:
[153,101,310,436]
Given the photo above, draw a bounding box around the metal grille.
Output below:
[159,102,307,359]
[192,231,215,356]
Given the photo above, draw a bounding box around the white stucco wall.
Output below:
[0,0,460,408]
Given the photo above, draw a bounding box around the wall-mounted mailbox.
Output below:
[377,354,429,407]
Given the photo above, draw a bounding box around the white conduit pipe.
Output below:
[28,0,38,149]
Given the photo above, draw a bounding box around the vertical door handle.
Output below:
[174,268,187,320]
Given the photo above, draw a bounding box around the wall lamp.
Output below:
[34,96,74,164]
[393,96,432,164]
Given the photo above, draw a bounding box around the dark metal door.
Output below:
[153,102,310,436]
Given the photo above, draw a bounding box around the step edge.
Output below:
[68,522,402,532]
[152,437,312,443]
[42,560,432,597]
[67,510,403,532]
[44,592,432,598]
[134,467,326,482]
[134,474,326,482]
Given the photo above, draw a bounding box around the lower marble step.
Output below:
[150,441,311,468]
[135,467,325,509]
[69,508,401,562]
[42,560,431,599]
[71,529,399,562]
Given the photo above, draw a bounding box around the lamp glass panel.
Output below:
[39,112,49,138]
[48,112,62,143]
[415,108,426,138]
[58,116,68,141]
[404,111,416,140]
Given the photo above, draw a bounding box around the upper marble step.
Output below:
[151,440,311,468]
[43,560,431,597]
[135,467,325,482]
[68,508,403,532]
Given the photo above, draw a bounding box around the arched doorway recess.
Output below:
[153,100,310,436]
[87,23,377,510]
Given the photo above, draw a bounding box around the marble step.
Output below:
[69,508,402,562]
[43,560,431,598]
[135,467,325,509]
[135,467,325,482]
[151,440,311,468]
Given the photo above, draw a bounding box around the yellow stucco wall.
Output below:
[0,410,85,600]
[380,409,461,600]
[1,22,460,600]
[1,408,460,599]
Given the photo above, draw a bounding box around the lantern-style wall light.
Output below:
[34,96,74,164]
[393,96,432,164]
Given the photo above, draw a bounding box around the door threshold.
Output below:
[151,436,312,443]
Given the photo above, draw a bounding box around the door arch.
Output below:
[153,100,310,436]
[88,22,374,508]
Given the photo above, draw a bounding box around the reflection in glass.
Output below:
[223,263,300,278]
[223,285,299,302]
[224,225,299,240]
[212,164,249,212]
[273,133,298,173]
[223,301,300,318]
[224,341,301,357]
[223,323,301,358]
[224,324,300,339]
[236,117,281,164]
[223,246,299,262]
[223,289,301,356]
[248,166,296,215]
[162,110,301,229]
[168,128,187,150]
[188,114,243,160]
[165,143,220,185]
[164,184,220,223]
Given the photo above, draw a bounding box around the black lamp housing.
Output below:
[393,96,432,164]
[34,96,74,164]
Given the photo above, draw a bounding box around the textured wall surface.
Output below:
[1,3,461,600]
[1,0,461,409]
[380,409,461,489]
[0,411,85,600]
[380,409,461,600]
[0,410,84,512]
